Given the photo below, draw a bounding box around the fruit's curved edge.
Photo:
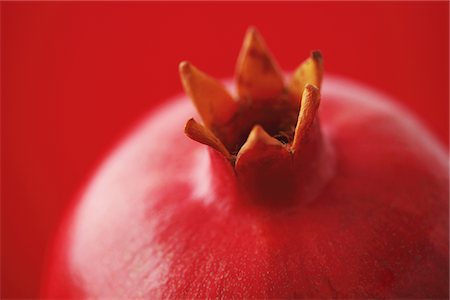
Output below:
[322,74,448,165]
[41,74,449,296]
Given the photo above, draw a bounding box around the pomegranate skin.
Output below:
[43,76,449,298]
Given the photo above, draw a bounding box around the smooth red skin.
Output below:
[44,77,449,298]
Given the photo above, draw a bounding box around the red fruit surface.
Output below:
[43,76,449,298]
[3,3,448,298]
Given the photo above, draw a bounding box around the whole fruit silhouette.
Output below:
[44,28,449,298]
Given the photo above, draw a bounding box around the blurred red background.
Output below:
[1,2,448,298]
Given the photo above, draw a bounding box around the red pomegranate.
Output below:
[44,28,449,298]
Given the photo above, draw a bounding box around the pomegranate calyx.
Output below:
[181,27,327,174]
[236,27,285,101]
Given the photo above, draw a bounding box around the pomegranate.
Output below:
[44,28,449,298]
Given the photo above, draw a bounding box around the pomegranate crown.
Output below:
[179,27,323,170]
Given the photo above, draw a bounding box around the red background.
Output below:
[1,2,448,298]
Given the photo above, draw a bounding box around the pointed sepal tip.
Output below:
[236,27,285,101]
[290,50,323,104]
[179,61,237,128]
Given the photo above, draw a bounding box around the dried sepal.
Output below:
[185,118,232,161]
[289,51,323,103]
[235,27,285,101]
[236,125,290,169]
[291,84,321,153]
[179,61,237,128]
